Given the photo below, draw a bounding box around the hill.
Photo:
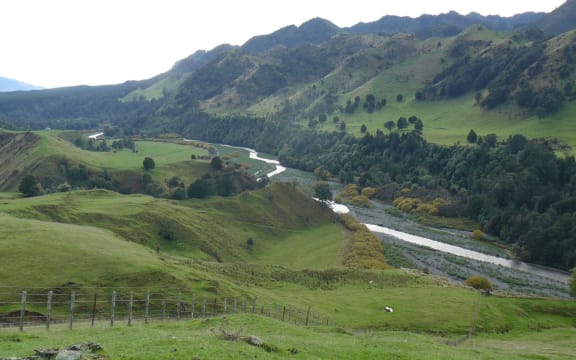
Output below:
[537,0,576,35]
[0,131,215,193]
[0,182,341,287]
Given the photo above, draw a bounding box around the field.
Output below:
[2,313,576,359]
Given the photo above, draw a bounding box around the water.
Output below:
[365,224,570,284]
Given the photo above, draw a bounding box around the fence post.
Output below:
[213,298,217,316]
[282,305,286,322]
[305,306,311,326]
[69,292,75,330]
[145,290,150,324]
[252,297,257,314]
[233,298,237,314]
[243,297,247,313]
[176,292,181,321]
[191,293,195,319]
[110,291,116,328]
[223,298,227,314]
[128,291,134,326]
[161,298,166,322]
[46,290,52,330]
[202,296,206,317]
[19,291,27,332]
[91,293,97,327]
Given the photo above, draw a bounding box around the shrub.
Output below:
[361,187,377,199]
[472,229,485,241]
[465,275,493,293]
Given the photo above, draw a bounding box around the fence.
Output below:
[0,287,329,331]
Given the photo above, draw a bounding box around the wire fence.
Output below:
[0,286,329,331]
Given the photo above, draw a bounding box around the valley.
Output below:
[2,2,576,358]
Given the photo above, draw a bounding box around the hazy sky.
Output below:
[0,0,567,88]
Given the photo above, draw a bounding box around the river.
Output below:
[206,142,571,285]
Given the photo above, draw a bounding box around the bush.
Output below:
[465,275,493,293]
[471,229,485,241]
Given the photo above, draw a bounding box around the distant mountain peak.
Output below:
[0,76,43,92]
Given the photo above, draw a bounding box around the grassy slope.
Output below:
[1,315,575,359]
[0,212,164,288]
[329,29,576,149]
[0,131,212,191]
[0,182,335,260]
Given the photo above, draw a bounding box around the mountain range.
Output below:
[0,76,42,92]
[0,0,575,143]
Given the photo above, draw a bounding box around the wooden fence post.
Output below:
[305,306,311,326]
[46,291,52,330]
[191,293,195,319]
[128,291,134,326]
[252,297,257,314]
[110,291,116,328]
[243,297,247,313]
[69,292,75,330]
[223,297,227,314]
[176,292,181,321]
[91,293,97,327]
[282,305,286,322]
[145,290,150,324]
[233,298,237,314]
[213,297,217,316]
[202,296,207,317]
[161,298,166,321]
[19,291,27,332]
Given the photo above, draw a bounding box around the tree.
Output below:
[339,121,346,131]
[396,94,403,102]
[413,118,424,134]
[467,129,478,144]
[188,177,214,198]
[397,117,408,131]
[210,156,224,170]
[360,124,367,133]
[143,157,155,170]
[314,182,332,204]
[19,174,43,197]
[384,120,396,133]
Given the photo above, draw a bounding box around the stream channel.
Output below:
[210,142,571,296]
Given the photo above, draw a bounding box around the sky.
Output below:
[0,0,567,89]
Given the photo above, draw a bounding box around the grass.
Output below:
[254,224,345,269]
[1,314,575,359]
[76,141,208,170]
